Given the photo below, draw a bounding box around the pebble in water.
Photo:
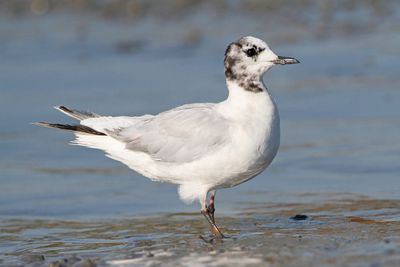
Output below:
[290,214,308,221]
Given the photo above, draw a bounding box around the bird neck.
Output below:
[218,78,277,121]
[224,67,265,93]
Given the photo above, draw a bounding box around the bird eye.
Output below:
[245,48,257,57]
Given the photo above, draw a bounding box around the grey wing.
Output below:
[109,104,230,163]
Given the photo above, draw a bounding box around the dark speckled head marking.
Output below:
[224,36,274,93]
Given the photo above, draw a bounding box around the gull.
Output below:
[34,36,299,238]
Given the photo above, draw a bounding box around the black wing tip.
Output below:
[31,122,51,127]
[54,105,70,112]
[32,122,106,136]
[54,105,101,120]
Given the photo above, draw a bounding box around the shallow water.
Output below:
[2,196,400,267]
[1,1,400,266]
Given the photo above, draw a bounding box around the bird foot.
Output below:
[201,209,224,238]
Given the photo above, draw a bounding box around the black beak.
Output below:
[271,56,300,65]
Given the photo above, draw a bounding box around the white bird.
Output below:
[34,36,299,237]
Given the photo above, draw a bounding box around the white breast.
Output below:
[210,81,281,188]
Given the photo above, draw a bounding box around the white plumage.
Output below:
[74,83,279,203]
[35,36,299,237]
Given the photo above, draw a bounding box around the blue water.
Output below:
[1,10,400,220]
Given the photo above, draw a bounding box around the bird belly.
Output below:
[213,117,280,189]
[212,145,278,189]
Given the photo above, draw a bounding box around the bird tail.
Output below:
[33,106,105,135]
[54,105,101,121]
[32,122,106,136]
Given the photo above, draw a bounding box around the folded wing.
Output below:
[82,104,230,163]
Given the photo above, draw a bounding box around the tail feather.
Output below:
[54,106,101,121]
[33,122,106,136]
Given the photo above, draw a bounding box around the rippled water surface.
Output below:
[2,197,400,266]
[1,1,400,266]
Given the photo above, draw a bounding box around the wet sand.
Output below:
[2,196,400,267]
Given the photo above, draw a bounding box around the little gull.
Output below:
[34,36,299,237]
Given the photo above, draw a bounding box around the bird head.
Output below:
[224,36,299,92]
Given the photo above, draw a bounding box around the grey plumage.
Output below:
[100,103,230,163]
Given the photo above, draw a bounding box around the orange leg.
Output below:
[200,190,223,238]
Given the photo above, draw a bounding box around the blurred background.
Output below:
[0,0,399,219]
